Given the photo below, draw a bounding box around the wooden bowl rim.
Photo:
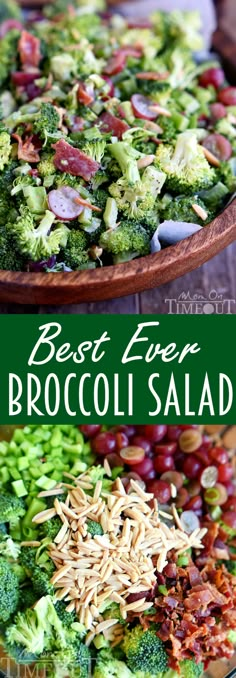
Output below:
[0,199,236,304]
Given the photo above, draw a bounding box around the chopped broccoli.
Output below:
[155,131,215,194]
[216,118,236,140]
[162,194,213,224]
[33,103,61,146]
[39,516,63,542]
[109,166,165,220]
[94,648,134,678]
[8,206,69,261]
[82,129,107,164]
[19,546,37,575]
[0,131,11,170]
[0,557,20,622]
[100,222,150,263]
[179,659,204,678]
[60,229,90,269]
[103,602,125,625]
[0,29,20,87]
[0,223,27,271]
[54,600,77,628]
[168,10,203,51]
[0,493,25,527]
[123,625,168,676]
[32,567,54,598]
[19,586,38,611]
[50,53,77,83]
[87,519,104,537]
[108,142,140,185]
[6,595,67,660]
[228,629,236,645]
[225,560,236,575]
[38,153,56,179]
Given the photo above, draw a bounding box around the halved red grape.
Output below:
[185,495,203,511]
[115,432,129,451]
[222,497,236,511]
[199,67,224,89]
[79,425,101,438]
[187,480,201,497]
[175,487,189,508]
[167,426,182,441]
[160,471,183,490]
[202,133,232,161]
[143,425,167,442]
[131,93,157,120]
[200,465,218,488]
[119,446,145,465]
[218,86,236,106]
[92,432,116,456]
[154,455,174,474]
[132,436,152,455]
[204,483,228,506]
[48,186,84,220]
[180,510,200,533]
[146,479,171,503]
[179,429,202,453]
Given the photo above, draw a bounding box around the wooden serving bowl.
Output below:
[1,0,235,304]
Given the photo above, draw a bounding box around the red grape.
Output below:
[115,432,129,451]
[187,480,201,497]
[218,86,236,106]
[132,436,152,455]
[160,470,183,489]
[79,425,101,438]
[154,442,177,456]
[210,102,226,121]
[221,510,236,529]
[217,463,234,483]
[154,455,174,474]
[199,67,224,89]
[224,481,235,496]
[132,457,155,480]
[131,93,158,120]
[202,133,232,161]
[146,479,171,503]
[209,447,229,465]
[143,425,167,442]
[167,426,182,441]
[92,432,116,456]
[185,495,203,511]
[106,452,123,468]
[182,455,203,480]
[222,497,236,511]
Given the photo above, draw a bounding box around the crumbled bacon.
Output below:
[12,134,41,163]
[99,111,129,139]
[18,30,41,69]
[52,139,100,181]
[129,556,236,669]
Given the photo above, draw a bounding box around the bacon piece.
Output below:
[52,139,100,181]
[12,134,41,163]
[99,111,129,139]
[18,30,41,69]
[136,71,169,80]
[187,566,203,587]
[103,52,126,75]
[77,82,94,106]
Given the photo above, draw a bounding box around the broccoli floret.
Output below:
[39,516,62,542]
[87,520,104,537]
[123,625,168,676]
[168,10,203,51]
[82,129,107,164]
[50,53,77,83]
[155,131,215,194]
[0,29,20,87]
[179,659,204,678]
[34,103,61,146]
[109,166,165,220]
[33,567,54,598]
[216,118,236,140]
[100,222,150,263]
[0,557,20,622]
[0,131,12,170]
[61,229,90,269]
[0,0,21,21]
[8,206,69,261]
[54,600,77,627]
[19,546,37,575]
[0,223,26,271]
[38,153,56,179]
[6,595,67,660]
[158,116,179,143]
[92,188,109,211]
[19,586,38,611]
[103,602,125,625]
[94,648,134,678]
[215,160,236,193]
[225,560,236,575]
[0,493,25,527]
[162,194,213,224]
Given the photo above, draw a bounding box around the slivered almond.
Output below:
[149,104,171,117]
[32,508,56,524]
[137,154,155,169]
[202,146,220,167]
[51,563,72,585]
[192,203,208,221]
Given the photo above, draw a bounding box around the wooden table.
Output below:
[0,241,235,314]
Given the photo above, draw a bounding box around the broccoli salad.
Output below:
[0,1,236,272]
[0,424,235,678]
